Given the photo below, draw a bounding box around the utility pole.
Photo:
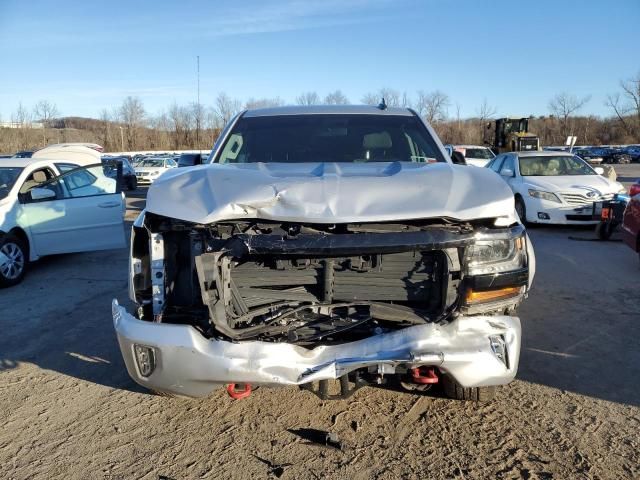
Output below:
[196,55,200,150]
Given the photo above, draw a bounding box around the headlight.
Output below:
[466,236,526,275]
[528,189,561,203]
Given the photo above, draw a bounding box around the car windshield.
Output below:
[216,114,446,164]
[464,148,494,159]
[0,167,24,200]
[519,155,595,176]
[138,159,165,167]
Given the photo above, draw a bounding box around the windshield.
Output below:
[215,114,446,164]
[519,155,595,176]
[0,167,24,200]
[464,148,494,160]
[138,159,165,167]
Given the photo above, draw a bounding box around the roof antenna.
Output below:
[378,97,387,110]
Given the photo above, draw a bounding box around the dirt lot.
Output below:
[1,167,639,480]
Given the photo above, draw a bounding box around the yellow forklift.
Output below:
[488,117,540,154]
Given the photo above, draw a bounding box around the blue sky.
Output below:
[0,0,638,120]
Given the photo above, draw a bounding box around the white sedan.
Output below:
[453,145,495,167]
[486,151,626,225]
[134,157,177,184]
[0,156,125,286]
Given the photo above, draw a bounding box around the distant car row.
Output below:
[546,145,640,164]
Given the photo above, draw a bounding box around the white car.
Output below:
[0,156,126,286]
[486,151,626,225]
[454,145,495,167]
[134,157,177,184]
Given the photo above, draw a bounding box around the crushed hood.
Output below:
[145,162,515,224]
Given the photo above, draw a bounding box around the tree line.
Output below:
[1,72,639,153]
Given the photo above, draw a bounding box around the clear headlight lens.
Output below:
[466,236,526,275]
[528,189,561,203]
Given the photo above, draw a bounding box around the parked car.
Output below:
[177,152,207,167]
[134,157,177,184]
[0,157,126,286]
[12,150,34,158]
[621,180,640,262]
[573,148,603,165]
[103,156,137,190]
[113,105,535,403]
[453,145,496,167]
[622,145,640,162]
[486,151,626,225]
[588,147,631,164]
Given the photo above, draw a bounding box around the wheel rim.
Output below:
[0,242,25,279]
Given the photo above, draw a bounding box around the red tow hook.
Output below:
[226,383,252,400]
[411,366,439,384]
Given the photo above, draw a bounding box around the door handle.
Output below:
[98,201,120,208]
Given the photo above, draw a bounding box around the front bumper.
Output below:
[525,197,598,224]
[113,299,521,398]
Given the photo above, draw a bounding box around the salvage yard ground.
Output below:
[1,165,639,479]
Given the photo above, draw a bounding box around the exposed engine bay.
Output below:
[129,212,529,347]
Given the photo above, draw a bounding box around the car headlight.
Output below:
[528,189,561,203]
[465,236,526,275]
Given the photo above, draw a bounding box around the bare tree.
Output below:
[119,96,146,149]
[548,92,591,138]
[33,100,59,147]
[361,92,379,105]
[12,102,32,150]
[168,103,191,149]
[244,97,285,109]
[606,72,640,138]
[295,91,320,105]
[324,90,349,105]
[361,88,400,107]
[414,90,450,124]
[476,98,497,144]
[214,92,242,127]
[190,102,206,148]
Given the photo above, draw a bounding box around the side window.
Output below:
[55,163,79,173]
[167,159,177,167]
[490,155,505,173]
[500,155,515,176]
[33,164,119,200]
[19,167,56,194]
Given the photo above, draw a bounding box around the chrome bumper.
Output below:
[112,299,521,398]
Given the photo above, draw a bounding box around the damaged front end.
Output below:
[113,211,532,398]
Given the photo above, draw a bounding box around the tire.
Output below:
[515,196,527,223]
[442,375,496,403]
[0,234,27,287]
[595,221,615,240]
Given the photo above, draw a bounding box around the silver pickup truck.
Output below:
[113,105,535,402]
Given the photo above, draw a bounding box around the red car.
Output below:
[621,180,640,261]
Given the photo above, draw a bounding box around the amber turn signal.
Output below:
[466,286,522,304]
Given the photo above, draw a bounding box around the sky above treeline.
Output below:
[0,0,638,120]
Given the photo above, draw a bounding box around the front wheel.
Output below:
[515,196,527,223]
[0,234,27,287]
[442,375,496,402]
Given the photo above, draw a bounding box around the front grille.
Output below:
[559,191,612,206]
[230,251,445,312]
[136,172,149,177]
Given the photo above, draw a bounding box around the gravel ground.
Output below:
[1,170,639,479]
